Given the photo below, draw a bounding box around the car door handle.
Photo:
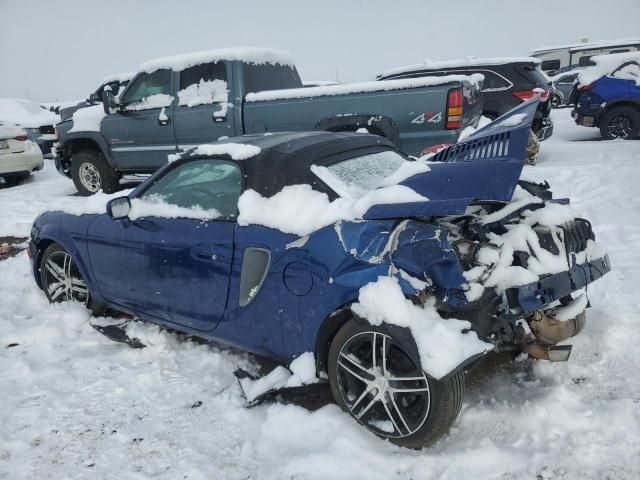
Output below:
[191,246,218,261]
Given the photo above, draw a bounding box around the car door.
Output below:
[172,61,236,150]
[86,158,243,332]
[100,69,177,171]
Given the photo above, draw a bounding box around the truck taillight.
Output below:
[14,135,28,141]
[513,89,550,101]
[445,88,463,129]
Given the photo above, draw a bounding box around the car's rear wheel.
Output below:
[599,106,640,140]
[328,318,464,449]
[1,172,30,187]
[71,149,120,195]
[550,93,562,109]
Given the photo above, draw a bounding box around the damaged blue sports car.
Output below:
[29,98,610,448]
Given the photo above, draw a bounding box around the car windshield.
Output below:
[312,150,408,199]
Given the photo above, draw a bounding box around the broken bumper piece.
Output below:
[506,255,611,315]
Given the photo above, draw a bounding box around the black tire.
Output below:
[39,243,105,314]
[327,317,464,449]
[71,149,120,195]
[550,93,562,109]
[599,106,640,140]
[1,172,30,187]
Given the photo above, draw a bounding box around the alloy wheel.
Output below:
[42,251,89,304]
[79,162,102,193]
[335,331,430,439]
[607,114,634,139]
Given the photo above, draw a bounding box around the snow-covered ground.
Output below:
[1,109,639,479]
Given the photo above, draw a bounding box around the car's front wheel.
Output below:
[328,318,464,449]
[599,106,640,140]
[39,243,91,305]
[71,149,120,195]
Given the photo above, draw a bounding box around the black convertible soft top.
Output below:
[182,131,399,198]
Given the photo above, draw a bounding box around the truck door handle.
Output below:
[212,112,226,123]
[191,246,218,261]
[158,117,170,126]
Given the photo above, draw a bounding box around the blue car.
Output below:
[571,56,640,139]
[28,99,610,448]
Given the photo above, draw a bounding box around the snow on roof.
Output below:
[577,52,640,86]
[0,98,60,128]
[102,72,135,84]
[377,57,541,79]
[532,37,640,54]
[245,74,483,102]
[140,47,295,73]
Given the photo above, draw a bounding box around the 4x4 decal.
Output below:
[411,111,442,125]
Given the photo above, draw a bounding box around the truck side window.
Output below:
[541,59,561,71]
[243,64,302,93]
[177,62,228,107]
[121,69,171,106]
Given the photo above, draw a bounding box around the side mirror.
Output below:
[107,196,131,219]
[88,92,100,104]
[102,85,117,115]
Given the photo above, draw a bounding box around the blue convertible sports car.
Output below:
[28,98,610,448]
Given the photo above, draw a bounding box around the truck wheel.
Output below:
[599,106,640,140]
[71,149,120,195]
[327,318,464,449]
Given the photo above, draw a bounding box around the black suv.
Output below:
[377,58,554,140]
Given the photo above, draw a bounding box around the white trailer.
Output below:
[532,38,640,74]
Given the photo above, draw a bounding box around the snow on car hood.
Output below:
[364,98,539,220]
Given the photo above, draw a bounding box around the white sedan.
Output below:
[0,122,44,186]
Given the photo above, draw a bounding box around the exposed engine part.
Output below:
[523,343,572,362]
[528,310,586,345]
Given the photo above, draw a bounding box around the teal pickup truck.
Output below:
[55,47,483,195]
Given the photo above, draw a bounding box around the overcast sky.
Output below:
[1,0,638,102]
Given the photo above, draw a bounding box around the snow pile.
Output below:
[246,74,484,102]
[463,196,606,300]
[140,47,295,73]
[124,94,174,111]
[177,79,229,107]
[497,112,528,127]
[458,115,493,141]
[239,352,319,402]
[69,104,107,133]
[0,122,25,139]
[352,276,491,379]
[102,71,135,84]
[577,51,640,86]
[310,159,430,200]
[129,194,220,221]
[176,143,262,161]
[238,184,426,236]
[0,98,59,128]
[377,57,541,79]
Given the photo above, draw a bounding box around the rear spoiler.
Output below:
[364,98,540,219]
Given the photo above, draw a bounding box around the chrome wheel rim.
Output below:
[336,331,430,439]
[79,162,101,192]
[43,251,89,305]
[607,115,634,138]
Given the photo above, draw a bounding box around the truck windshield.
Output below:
[312,150,408,198]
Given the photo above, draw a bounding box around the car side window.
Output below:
[139,159,242,219]
[557,74,577,85]
[578,56,594,67]
[612,62,640,80]
[120,69,172,110]
[477,71,510,91]
[177,62,228,107]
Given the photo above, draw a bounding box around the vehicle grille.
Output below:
[39,125,54,134]
[561,219,594,254]
[432,131,511,163]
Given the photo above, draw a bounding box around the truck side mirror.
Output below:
[88,92,100,104]
[102,85,117,115]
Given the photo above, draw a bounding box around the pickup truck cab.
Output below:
[571,52,640,139]
[54,47,483,195]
